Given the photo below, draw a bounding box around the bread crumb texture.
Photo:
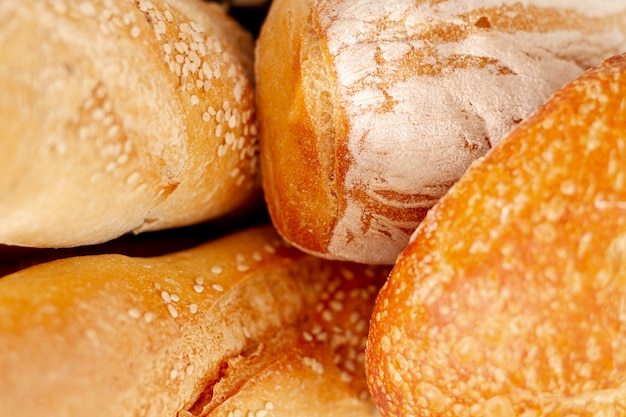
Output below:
[366,53,626,416]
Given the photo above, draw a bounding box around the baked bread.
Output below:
[366,53,626,416]
[0,224,389,417]
[255,0,626,264]
[0,0,260,248]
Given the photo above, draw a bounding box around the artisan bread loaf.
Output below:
[0,224,389,417]
[0,0,260,248]
[366,53,626,416]
[255,0,626,264]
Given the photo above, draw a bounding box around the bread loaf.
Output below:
[0,224,389,417]
[366,53,626,416]
[255,0,626,264]
[0,0,260,248]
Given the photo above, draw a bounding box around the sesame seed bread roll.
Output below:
[365,53,626,416]
[0,224,389,417]
[0,0,260,248]
[255,0,626,264]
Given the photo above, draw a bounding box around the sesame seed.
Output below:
[322,310,333,322]
[117,154,129,165]
[107,124,121,138]
[126,172,140,185]
[211,266,223,274]
[194,276,204,285]
[189,304,198,314]
[212,284,224,292]
[170,369,178,380]
[170,294,180,302]
[127,308,141,319]
[329,300,344,312]
[263,244,276,254]
[303,357,324,374]
[144,312,155,323]
[228,114,237,129]
[190,95,199,105]
[340,268,355,280]
[340,371,353,383]
[161,291,171,303]
[264,402,274,410]
[167,304,178,318]
[236,264,250,272]
[193,285,204,293]
[174,41,187,53]
[130,26,140,38]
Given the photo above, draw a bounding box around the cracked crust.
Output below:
[256,0,626,264]
[0,225,390,417]
[366,53,626,416]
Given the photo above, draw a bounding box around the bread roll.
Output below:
[0,0,260,248]
[0,224,389,417]
[255,0,626,264]
[366,53,626,416]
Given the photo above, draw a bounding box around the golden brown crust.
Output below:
[366,53,626,416]
[256,0,626,264]
[0,0,260,248]
[255,0,340,255]
[0,224,389,417]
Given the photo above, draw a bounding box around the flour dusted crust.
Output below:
[0,225,389,417]
[256,0,626,264]
[0,0,260,248]
[366,53,626,416]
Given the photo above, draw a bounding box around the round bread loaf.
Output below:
[255,0,626,264]
[0,0,260,248]
[0,224,389,417]
[366,53,626,416]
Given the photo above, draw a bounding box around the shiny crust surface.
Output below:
[366,53,626,416]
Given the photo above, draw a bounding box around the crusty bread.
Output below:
[255,0,626,264]
[0,0,261,248]
[366,53,626,416]
[0,224,389,417]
